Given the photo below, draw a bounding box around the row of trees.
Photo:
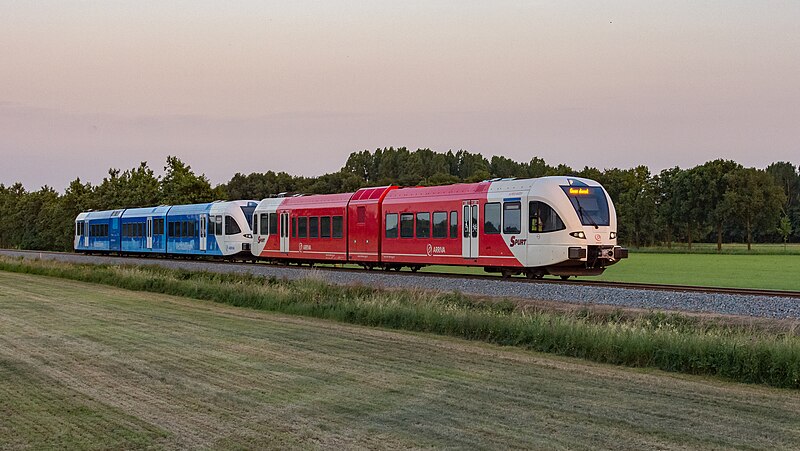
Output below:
[1,148,798,251]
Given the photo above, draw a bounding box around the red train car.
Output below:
[252,176,627,277]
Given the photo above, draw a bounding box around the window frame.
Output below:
[332,216,343,239]
[400,213,414,239]
[385,213,398,239]
[320,216,331,238]
[503,201,522,234]
[432,211,448,238]
[484,202,501,235]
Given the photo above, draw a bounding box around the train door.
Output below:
[146,217,153,249]
[110,218,120,251]
[280,212,290,253]
[84,220,89,247]
[462,201,479,259]
[199,214,207,251]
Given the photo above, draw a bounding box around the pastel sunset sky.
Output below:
[2,1,799,189]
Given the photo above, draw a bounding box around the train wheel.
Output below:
[560,275,570,280]
[411,266,420,273]
[501,269,513,279]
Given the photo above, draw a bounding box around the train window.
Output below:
[529,201,565,233]
[416,213,431,238]
[309,217,319,238]
[104,224,109,237]
[253,214,259,235]
[463,206,469,237]
[385,213,398,239]
[484,203,501,234]
[258,214,268,235]
[292,217,297,238]
[189,221,196,237]
[450,211,458,239]
[225,216,241,235]
[156,219,164,235]
[214,216,222,235]
[503,202,521,234]
[332,216,343,238]
[400,213,414,238]
[168,222,174,237]
[298,217,307,238]
[357,206,366,224]
[269,213,278,236]
[320,216,331,238]
[432,212,447,238]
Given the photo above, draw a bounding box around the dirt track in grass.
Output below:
[1,270,799,449]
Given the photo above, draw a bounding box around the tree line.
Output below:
[1,148,797,251]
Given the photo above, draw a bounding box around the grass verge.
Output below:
[1,256,799,389]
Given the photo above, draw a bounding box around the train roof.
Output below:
[75,209,125,221]
[279,192,355,208]
[382,182,489,203]
[121,205,171,218]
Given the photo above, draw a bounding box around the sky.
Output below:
[1,1,799,190]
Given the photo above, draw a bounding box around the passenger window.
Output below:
[400,213,414,238]
[529,201,565,233]
[450,211,458,239]
[484,203,501,234]
[385,213,398,238]
[269,213,278,236]
[320,216,331,238]
[189,221,195,237]
[215,216,223,236]
[225,216,241,235]
[503,202,521,234]
[332,216,343,238]
[309,217,319,238]
[298,217,307,238]
[432,212,447,238]
[416,213,430,238]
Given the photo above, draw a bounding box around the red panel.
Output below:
[347,186,397,263]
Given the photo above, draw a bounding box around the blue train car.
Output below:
[120,206,171,254]
[165,201,257,257]
[74,209,124,252]
[75,200,257,258]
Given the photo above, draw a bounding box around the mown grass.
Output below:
[4,271,798,448]
[1,256,799,389]
[597,253,800,291]
[630,242,800,255]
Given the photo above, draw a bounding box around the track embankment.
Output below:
[2,249,799,319]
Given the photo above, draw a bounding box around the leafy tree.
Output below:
[654,167,683,248]
[695,159,742,251]
[160,156,214,205]
[721,168,786,250]
[777,215,792,250]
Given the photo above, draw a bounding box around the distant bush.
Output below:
[2,257,798,389]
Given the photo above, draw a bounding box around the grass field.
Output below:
[413,249,800,291]
[630,242,800,255]
[1,271,799,449]
[596,253,800,291]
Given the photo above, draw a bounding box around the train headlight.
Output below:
[569,231,586,239]
[244,233,253,239]
[610,232,617,240]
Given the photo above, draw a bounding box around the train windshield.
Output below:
[240,205,256,229]
[560,186,610,227]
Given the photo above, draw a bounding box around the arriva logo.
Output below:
[509,236,527,247]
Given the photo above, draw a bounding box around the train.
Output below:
[74,176,628,278]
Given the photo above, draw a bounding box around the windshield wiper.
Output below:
[574,198,599,229]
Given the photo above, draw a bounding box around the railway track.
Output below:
[3,249,799,300]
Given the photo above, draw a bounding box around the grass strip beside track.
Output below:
[1,256,799,389]
[3,271,799,448]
